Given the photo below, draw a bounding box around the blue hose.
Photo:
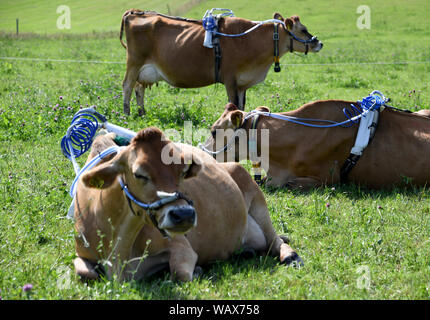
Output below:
[342,104,363,127]
[246,91,388,129]
[61,113,100,160]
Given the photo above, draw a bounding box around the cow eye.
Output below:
[134,173,149,181]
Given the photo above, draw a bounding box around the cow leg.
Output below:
[243,214,267,252]
[124,251,170,281]
[220,162,303,266]
[237,89,247,110]
[168,235,199,282]
[266,165,292,187]
[286,177,322,190]
[225,82,241,109]
[135,83,146,116]
[122,68,139,116]
[73,257,99,280]
[247,189,301,264]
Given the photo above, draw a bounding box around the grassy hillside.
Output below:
[0,0,430,300]
[2,0,429,37]
[0,0,194,34]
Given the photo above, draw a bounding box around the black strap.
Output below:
[273,24,281,72]
[148,211,170,238]
[122,183,170,238]
[340,153,361,184]
[213,35,222,83]
[250,115,263,183]
[339,108,381,184]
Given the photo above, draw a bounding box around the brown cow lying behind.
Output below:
[415,109,430,118]
[207,102,430,189]
[120,9,322,116]
[73,127,301,282]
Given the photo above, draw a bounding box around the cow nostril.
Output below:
[169,211,182,224]
[168,207,196,225]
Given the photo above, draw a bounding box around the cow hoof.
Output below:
[280,235,290,244]
[237,247,257,260]
[123,104,130,116]
[138,107,146,117]
[74,257,100,281]
[281,251,304,268]
[257,176,267,186]
[193,266,203,280]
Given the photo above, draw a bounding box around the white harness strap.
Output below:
[350,107,382,156]
[340,106,383,183]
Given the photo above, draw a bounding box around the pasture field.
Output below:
[0,0,430,300]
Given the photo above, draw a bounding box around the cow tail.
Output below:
[119,11,129,49]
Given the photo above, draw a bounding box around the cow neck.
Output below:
[239,112,263,184]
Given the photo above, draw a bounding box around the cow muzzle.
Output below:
[158,205,197,234]
[118,176,196,237]
[312,41,323,52]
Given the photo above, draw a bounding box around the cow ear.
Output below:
[229,110,244,129]
[256,106,270,113]
[273,12,284,20]
[225,103,238,112]
[285,17,294,30]
[183,155,202,180]
[291,15,300,22]
[81,153,125,189]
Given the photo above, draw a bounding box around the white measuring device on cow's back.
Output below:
[347,90,388,157]
[202,8,286,48]
[202,8,235,48]
[350,104,382,156]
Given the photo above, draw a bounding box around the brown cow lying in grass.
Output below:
[415,109,430,118]
[120,9,322,115]
[73,128,301,282]
[207,102,430,189]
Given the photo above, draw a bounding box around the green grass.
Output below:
[0,0,430,300]
[0,0,195,34]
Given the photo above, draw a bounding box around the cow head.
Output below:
[81,127,201,237]
[205,103,271,162]
[210,103,248,134]
[274,13,323,53]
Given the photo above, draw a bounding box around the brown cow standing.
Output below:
[73,128,301,282]
[208,102,430,189]
[119,9,323,116]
